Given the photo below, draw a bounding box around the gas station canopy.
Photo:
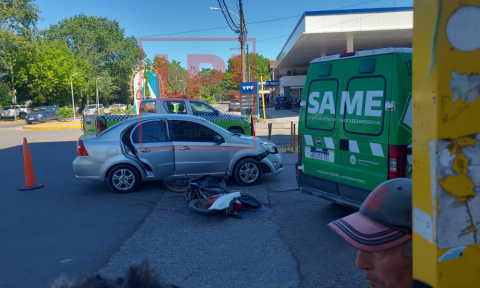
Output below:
[276,7,413,76]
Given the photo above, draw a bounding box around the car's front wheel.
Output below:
[19,112,26,119]
[234,158,263,186]
[107,164,141,193]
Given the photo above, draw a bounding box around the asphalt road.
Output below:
[0,121,367,288]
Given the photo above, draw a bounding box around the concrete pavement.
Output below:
[0,108,367,288]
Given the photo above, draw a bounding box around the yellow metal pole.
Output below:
[261,76,266,122]
[413,1,480,287]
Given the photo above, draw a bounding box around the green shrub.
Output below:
[56,108,74,120]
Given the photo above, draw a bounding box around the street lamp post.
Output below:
[96,77,103,116]
[70,73,78,120]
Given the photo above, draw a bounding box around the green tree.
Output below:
[46,14,140,106]
[16,39,87,105]
[0,0,41,106]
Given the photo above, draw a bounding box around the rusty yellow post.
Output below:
[413,1,480,287]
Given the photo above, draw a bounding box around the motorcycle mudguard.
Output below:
[206,197,220,205]
[208,192,241,210]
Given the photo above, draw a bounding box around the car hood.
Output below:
[226,134,274,146]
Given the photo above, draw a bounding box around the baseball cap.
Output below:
[327,178,412,252]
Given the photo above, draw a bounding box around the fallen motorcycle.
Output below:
[163,174,261,215]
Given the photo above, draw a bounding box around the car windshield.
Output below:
[87,105,97,109]
[33,107,47,112]
[231,101,240,104]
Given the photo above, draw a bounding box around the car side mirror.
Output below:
[214,135,224,144]
[214,110,220,115]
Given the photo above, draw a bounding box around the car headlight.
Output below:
[261,142,276,153]
[241,117,249,123]
[36,114,44,117]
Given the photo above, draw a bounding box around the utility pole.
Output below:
[239,0,246,83]
[246,44,250,82]
[12,71,16,121]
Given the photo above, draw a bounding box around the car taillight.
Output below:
[77,140,88,156]
[96,120,106,133]
[388,145,407,179]
[297,134,302,176]
[284,100,287,103]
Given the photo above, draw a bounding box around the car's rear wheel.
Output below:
[19,112,26,119]
[234,158,262,186]
[107,164,141,193]
[27,122,32,124]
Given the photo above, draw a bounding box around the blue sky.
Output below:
[35,0,413,69]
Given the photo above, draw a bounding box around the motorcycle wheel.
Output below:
[163,178,189,193]
[188,199,217,215]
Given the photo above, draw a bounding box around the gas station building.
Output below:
[273,7,413,103]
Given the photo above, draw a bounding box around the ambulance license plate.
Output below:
[310,150,329,161]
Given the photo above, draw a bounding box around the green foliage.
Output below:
[56,107,74,119]
[109,108,124,115]
[0,81,12,107]
[16,39,86,105]
[45,14,141,106]
[203,95,216,104]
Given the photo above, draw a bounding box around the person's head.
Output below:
[52,261,180,288]
[328,178,413,288]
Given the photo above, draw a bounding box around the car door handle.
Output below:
[141,149,151,153]
[180,146,190,150]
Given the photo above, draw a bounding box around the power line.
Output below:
[136,0,379,38]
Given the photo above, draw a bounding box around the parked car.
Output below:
[73,114,283,193]
[275,96,291,110]
[83,104,111,115]
[228,100,241,111]
[0,105,31,119]
[111,104,126,110]
[82,98,252,136]
[25,106,60,124]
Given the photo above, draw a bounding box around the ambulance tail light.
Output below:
[387,145,407,179]
[297,134,302,176]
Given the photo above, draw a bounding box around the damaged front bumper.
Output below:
[260,152,284,177]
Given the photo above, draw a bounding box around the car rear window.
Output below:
[131,121,166,143]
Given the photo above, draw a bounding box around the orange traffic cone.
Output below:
[18,137,44,190]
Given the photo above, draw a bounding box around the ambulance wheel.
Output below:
[234,158,262,186]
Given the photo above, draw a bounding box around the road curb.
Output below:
[23,125,81,130]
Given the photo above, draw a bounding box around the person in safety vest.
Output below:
[328,178,413,288]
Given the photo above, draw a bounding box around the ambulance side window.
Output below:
[305,79,339,131]
[342,76,386,136]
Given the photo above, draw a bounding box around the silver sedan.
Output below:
[73,114,283,193]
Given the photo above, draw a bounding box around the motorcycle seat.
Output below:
[203,187,227,194]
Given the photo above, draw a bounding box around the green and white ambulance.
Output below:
[296,48,413,209]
